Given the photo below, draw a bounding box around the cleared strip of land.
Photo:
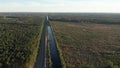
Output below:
[34,17,47,68]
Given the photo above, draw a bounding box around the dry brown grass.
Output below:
[51,21,120,68]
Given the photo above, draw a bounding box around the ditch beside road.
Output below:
[34,16,62,68]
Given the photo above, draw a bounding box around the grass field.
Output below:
[50,21,120,68]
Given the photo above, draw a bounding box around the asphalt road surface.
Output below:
[34,16,47,68]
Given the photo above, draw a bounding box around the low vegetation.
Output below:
[50,20,120,68]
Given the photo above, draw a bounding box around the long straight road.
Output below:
[34,16,48,68]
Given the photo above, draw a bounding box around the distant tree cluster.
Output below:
[49,13,120,24]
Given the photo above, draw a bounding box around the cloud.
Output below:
[0,0,120,12]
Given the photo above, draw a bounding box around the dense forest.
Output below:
[49,13,120,24]
[0,15,43,68]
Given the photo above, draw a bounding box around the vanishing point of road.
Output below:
[34,16,48,68]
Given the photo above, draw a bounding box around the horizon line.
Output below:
[0,12,120,14]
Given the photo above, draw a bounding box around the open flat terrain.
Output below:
[50,21,120,68]
[1,13,120,68]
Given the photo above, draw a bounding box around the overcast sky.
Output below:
[0,0,120,13]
